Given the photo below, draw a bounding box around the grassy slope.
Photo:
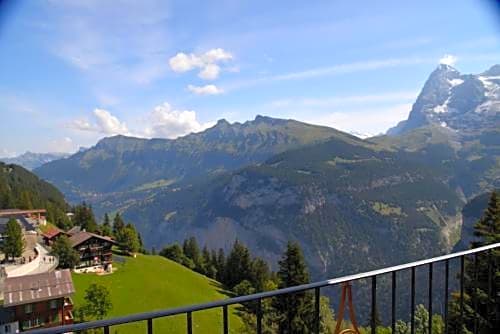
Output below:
[72,254,242,334]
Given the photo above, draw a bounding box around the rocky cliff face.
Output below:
[388,64,500,135]
[124,135,464,278]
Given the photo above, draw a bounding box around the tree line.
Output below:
[160,237,335,333]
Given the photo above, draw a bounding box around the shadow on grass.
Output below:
[112,249,134,265]
[208,280,235,298]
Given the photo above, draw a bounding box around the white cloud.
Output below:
[69,118,95,132]
[198,64,221,80]
[202,48,233,63]
[169,48,233,80]
[93,109,129,135]
[144,102,213,139]
[273,57,427,81]
[47,137,77,153]
[187,84,224,95]
[305,103,412,136]
[225,56,432,92]
[68,109,129,135]
[46,1,172,85]
[439,54,458,66]
[257,91,416,136]
[168,53,203,72]
[269,91,418,109]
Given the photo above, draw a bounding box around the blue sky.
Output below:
[0,0,499,155]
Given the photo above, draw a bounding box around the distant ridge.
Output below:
[1,151,69,170]
[35,115,346,197]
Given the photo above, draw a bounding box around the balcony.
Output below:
[63,297,73,308]
[27,242,500,334]
[64,311,74,322]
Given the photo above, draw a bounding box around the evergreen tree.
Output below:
[137,232,146,254]
[273,241,314,334]
[225,240,252,289]
[101,213,112,236]
[112,213,125,239]
[73,202,98,232]
[160,243,185,262]
[160,243,195,269]
[120,224,140,254]
[183,237,202,270]
[2,219,25,260]
[19,190,33,210]
[51,235,79,269]
[47,202,72,230]
[215,248,226,283]
[448,191,500,333]
[202,246,216,278]
[250,257,271,292]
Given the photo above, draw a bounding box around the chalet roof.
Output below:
[42,226,68,239]
[67,225,81,236]
[3,270,75,307]
[69,231,116,248]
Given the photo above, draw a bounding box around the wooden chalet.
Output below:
[1,270,74,332]
[69,231,117,270]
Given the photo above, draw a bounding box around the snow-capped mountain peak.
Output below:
[387,64,499,135]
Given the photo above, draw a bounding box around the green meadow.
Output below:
[72,254,243,333]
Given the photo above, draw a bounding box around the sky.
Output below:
[0,0,499,156]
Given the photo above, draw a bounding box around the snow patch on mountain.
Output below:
[387,64,500,135]
[449,78,464,87]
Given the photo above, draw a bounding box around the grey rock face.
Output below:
[388,64,500,135]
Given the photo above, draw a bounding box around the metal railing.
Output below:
[29,242,500,334]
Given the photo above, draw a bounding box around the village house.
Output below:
[0,209,47,231]
[69,231,116,271]
[41,226,69,247]
[0,270,74,332]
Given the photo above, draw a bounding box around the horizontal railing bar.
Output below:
[28,242,500,334]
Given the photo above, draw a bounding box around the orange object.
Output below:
[334,282,360,334]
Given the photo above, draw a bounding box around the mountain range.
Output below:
[35,117,344,203]
[0,152,70,170]
[33,64,499,280]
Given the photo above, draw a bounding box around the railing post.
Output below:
[411,267,415,334]
[473,253,478,334]
[223,305,228,334]
[371,276,377,334]
[392,271,396,334]
[256,298,262,334]
[444,259,449,334]
[460,256,465,329]
[148,318,153,334]
[187,311,193,334]
[314,287,321,334]
[428,263,433,334]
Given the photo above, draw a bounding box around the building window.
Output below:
[49,299,58,309]
[22,320,31,329]
[24,303,33,314]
